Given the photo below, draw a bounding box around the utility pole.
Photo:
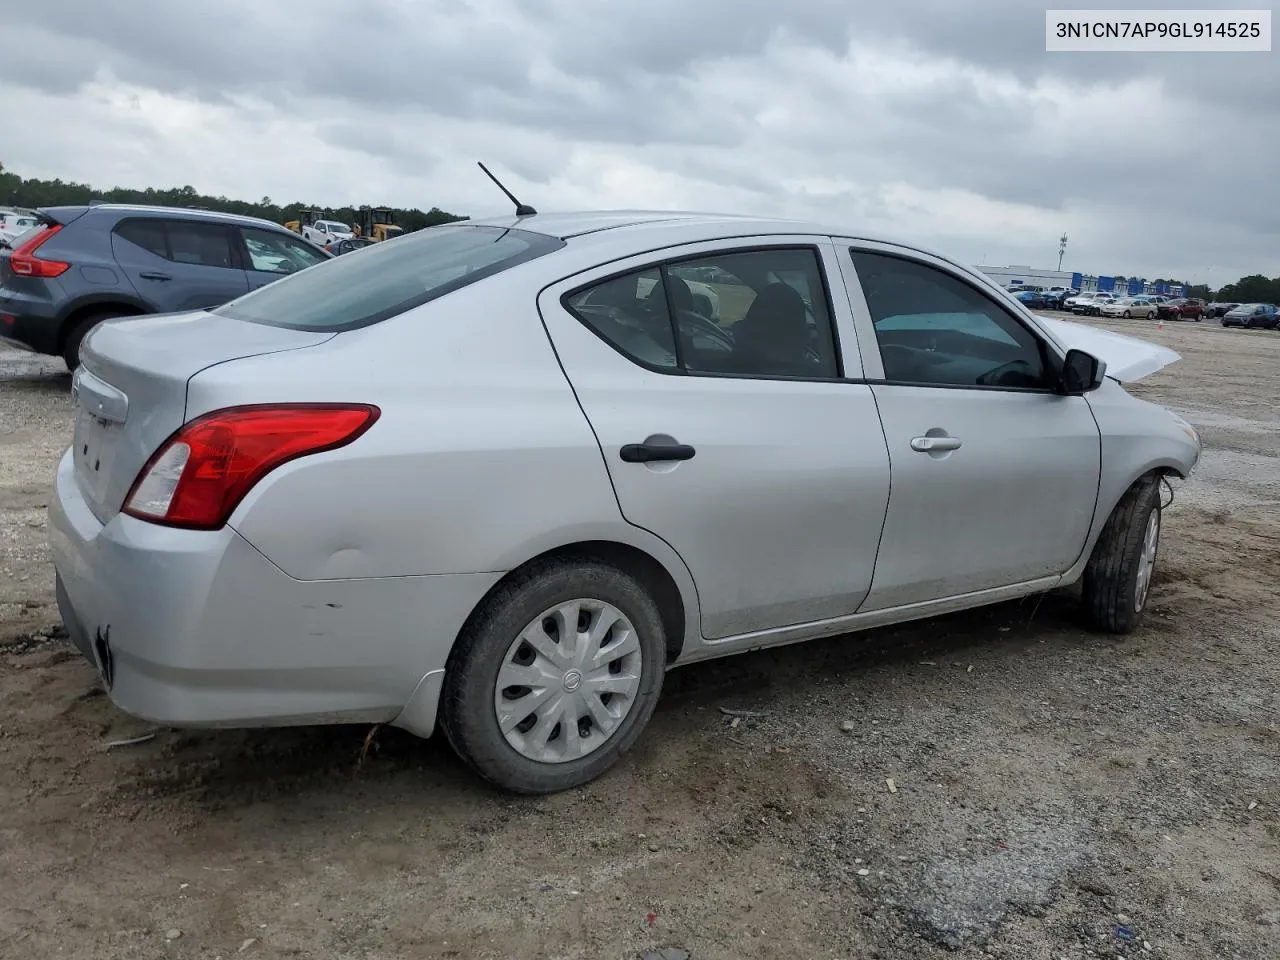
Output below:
[1057,233,1068,272]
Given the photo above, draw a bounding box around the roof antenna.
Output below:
[477,161,537,217]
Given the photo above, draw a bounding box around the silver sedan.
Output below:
[49,212,1201,794]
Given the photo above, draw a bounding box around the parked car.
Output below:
[1075,293,1119,316]
[49,211,1200,794]
[1042,288,1078,310]
[1099,297,1156,319]
[302,218,355,248]
[1013,289,1049,309]
[0,204,333,369]
[1157,298,1205,321]
[1063,291,1097,311]
[0,210,40,244]
[1205,301,1239,319]
[1221,303,1279,329]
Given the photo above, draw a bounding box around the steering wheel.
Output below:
[977,359,1035,387]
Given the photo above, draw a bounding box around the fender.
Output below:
[56,292,152,341]
[1060,456,1189,586]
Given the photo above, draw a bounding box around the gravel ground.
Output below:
[1,316,1278,960]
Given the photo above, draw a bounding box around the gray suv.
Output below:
[0,203,332,369]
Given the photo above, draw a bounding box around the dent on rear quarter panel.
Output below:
[189,272,673,585]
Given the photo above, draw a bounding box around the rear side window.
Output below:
[114,218,236,269]
[564,247,841,380]
[168,222,235,268]
[215,225,565,331]
[115,219,169,258]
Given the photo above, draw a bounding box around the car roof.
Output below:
[464,209,927,246]
[458,209,983,277]
[72,203,287,231]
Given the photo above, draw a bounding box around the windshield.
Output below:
[215,224,565,331]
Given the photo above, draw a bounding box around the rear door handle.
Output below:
[619,437,696,463]
[139,271,172,281]
[910,436,962,453]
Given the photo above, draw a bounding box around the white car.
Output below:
[302,219,355,248]
[1071,293,1117,315]
[1100,298,1157,320]
[0,210,40,245]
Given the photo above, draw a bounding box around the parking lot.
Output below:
[1,316,1277,960]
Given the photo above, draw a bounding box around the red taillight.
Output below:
[8,224,71,278]
[123,404,380,530]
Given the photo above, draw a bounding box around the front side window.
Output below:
[216,224,565,331]
[241,227,329,274]
[851,250,1048,390]
[564,247,840,380]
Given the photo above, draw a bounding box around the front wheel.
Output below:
[1081,477,1162,634]
[1123,310,1132,318]
[441,559,667,794]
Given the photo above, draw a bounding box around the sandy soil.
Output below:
[1,316,1277,960]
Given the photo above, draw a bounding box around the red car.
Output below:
[1157,298,1205,321]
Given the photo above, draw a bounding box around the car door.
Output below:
[237,226,332,291]
[537,238,891,641]
[834,242,1102,611]
[111,217,250,312]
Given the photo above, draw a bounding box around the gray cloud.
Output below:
[0,0,1276,285]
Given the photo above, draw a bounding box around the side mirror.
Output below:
[1061,348,1106,395]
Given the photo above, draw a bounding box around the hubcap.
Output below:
[1134,509,1160,613]
[494,598,643,764]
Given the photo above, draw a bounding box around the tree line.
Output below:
[2,163,1274,300]
[0,162,466,234]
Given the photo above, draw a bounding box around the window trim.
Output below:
[559,242,848,383]
[844,244,1066,395]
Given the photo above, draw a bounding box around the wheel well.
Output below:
[57,302,147,351]
[464,541,688,664]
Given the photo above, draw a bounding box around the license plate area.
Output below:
[73,407,121,505]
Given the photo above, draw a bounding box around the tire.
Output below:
[1123,310,1131,318]
[1081,476,1162,634]
[441,558,667,794]
[61,309,131,371]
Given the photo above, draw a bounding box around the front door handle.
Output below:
[619,436,696,463]
[910,436,962,453]
[139,271,172,281]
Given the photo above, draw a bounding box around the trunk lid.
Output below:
[72,311,335,523]
[1033,315,1180,382]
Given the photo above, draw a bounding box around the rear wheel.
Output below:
[1081,477,1161,634]
[441,559,667,794]
[61,309,131,371]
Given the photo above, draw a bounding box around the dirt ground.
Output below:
[1,315,1277,960]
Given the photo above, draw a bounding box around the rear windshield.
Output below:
[215,224,565,331]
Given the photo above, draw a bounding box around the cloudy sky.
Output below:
[1,0,1276,286]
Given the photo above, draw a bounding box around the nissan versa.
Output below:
[48,211,1201,794]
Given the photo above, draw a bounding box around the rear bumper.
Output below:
[0,288,60,355]
[47,449,500,736]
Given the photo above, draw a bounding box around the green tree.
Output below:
[1216,274,1280,304]
[0,162,466,233]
